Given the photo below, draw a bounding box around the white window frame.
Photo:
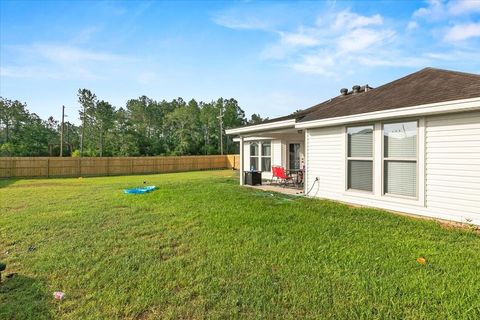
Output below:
[249,142,259,171]
[249,140,272,172]
[261,141,272,173]
[342,118,425,207]
[382,120,419,200]
[345,124,375,194]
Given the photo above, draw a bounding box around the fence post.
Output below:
[9,158,14,178]
[77,158,81,177]
[130,158,134,175]
[106,158,110,176]
[47,158,50,178]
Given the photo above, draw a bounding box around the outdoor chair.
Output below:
[271,166,293,186]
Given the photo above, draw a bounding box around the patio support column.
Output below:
[239,136,244,185]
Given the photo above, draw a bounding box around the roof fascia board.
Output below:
[233,136,274,142]
[295,97,480,129]
[225,119,296,135]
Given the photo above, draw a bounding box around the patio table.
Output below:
[287,169,304,187]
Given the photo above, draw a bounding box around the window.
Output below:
[347,125,374,192]
[250,142,259,171]
[383,121,417,198]
[261,142,271,172]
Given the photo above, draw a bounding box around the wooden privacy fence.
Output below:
[0,155,240,178]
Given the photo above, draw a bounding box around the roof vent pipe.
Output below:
[352,85,360,94]
[340,88,348,96]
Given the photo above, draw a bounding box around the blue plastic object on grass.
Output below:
[123,186,156,194]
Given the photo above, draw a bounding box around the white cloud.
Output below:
[215,3,479,77]
[280,30,320,47]
[212,15,272,30]
[407,21,419,31]
[413,0,446,20]
[444,22,480,41]
[337,28,395,53]
[292,52,337,77]
[448,0,480,15]
[211,6,282,31]
[331,10,383,30]
[408,1,480,45]
[271,10,402,76]
[413,0,480,20]
[2,43,129,80]
[31,44,123,64]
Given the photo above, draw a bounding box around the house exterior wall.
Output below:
[305,110,480,225]
[425,111,480,222]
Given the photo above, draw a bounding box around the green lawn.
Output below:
[0,170,479,319]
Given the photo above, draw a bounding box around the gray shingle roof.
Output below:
[229,68,480,131]
[298,67,480,123]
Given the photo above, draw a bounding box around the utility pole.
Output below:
[60,105,65,157]
[80,103,86,156]
[218,106,223,155]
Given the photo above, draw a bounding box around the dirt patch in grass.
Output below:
[158,238,190,261]
[2,204,28,212]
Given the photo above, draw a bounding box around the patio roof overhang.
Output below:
[225,119,296,136]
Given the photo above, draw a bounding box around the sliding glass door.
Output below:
[289,143,301,170]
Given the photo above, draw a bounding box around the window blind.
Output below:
[383,121,417,197]
[384,161,417,197]
[348,160,373,191]
[250,142,259,171]
[347,125,373,192]
[261,142,271,172]
[348,127,373,157]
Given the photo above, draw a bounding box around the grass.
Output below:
[0,170,479,319]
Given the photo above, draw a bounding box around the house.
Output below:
[226,68,480,225]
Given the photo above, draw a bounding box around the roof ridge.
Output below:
[423,67,480,78]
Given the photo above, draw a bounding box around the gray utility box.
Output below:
[245,171,262,186]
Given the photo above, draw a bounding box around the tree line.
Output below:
[0,90,266,157]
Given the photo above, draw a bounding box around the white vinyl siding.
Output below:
[426,111,480,220]
[272,139,282,167]
[306,110,479,225]
[306,127,344,198]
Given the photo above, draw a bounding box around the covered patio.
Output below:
[244,183,305,196]
[228,118,306,192]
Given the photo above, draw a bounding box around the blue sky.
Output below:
[1,0,479,123]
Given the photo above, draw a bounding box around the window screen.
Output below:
[347,126,373,192]
[383,121,417,197]
[261,142,271,172]
[250,142,259,171]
